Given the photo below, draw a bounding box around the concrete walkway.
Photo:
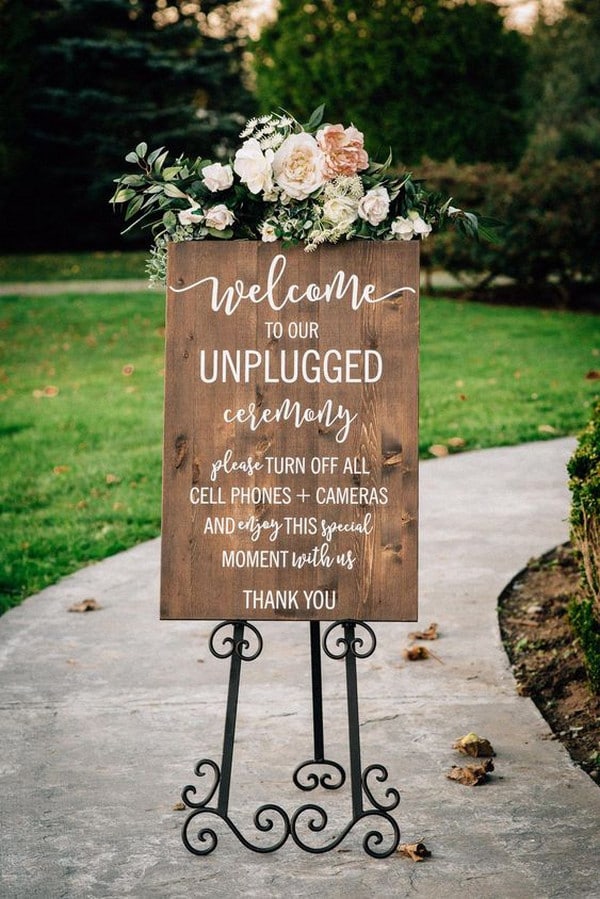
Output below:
[1,438,599,899]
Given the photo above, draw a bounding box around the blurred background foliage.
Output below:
[0,0,598,306]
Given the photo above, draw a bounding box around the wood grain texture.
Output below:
[160,240,419,621]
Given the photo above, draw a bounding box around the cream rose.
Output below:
[317,124,369,178]
[410,211,432,238]
[272,133,326,200]
[233,138,274,194]
[202,162,233,192]
[391,216,415,241]
[322,195,359,230]
[204,204,234,230]
[391,210,432,241]
[178,200,203,226]
[358,186,390,226]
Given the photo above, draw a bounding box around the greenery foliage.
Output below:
[0,0,254,252]
[252,0,528,167]
[111,107,489,285]
[568,398,600,694]
[1,285,598,614]
[568,597,600,694]
[568,400,600,609]
[415,158,600,307]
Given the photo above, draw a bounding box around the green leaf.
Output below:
[124,194,144,220]
[147,146,165,166]
[153,149,170,173]
[207,227,234,240]
[162,211,178,231]
[111,187,136,204]
[119,174,145,186]
[476,216,505,244]
[135,142,148,158]
[162,166,184,181]
[368,149,393,174]
[304,103,325,132]
[162,183,188,199]
[456,211,479,240]
[125,151,139,164]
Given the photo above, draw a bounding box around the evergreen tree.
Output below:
[0,0,254,250]
[252,0,528,166]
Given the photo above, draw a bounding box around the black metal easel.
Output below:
[181,620,401,858]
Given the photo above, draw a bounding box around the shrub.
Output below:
[568,598,600,694]
[568,400,600,693]
[417,157,600,308]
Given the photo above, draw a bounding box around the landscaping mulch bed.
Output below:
[498,543,600,784]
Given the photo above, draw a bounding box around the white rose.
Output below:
[178,201,203,226]
[272,133,326,201]
[410,210,432,238]
[233,138,274,194]
[358,186,390,226]
[205,204,234,231]
[202,162,233,192]
[260,221,278,242]
[322,195,359,230]
[391,216,414,241]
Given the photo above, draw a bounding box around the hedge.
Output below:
[568,400,600,693]
[418,157,600,309]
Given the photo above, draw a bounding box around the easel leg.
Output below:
[180,621,290,855]
[293,621,346,791]
[290,621,401,857]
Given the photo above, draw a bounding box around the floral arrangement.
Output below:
[111,105,481,285]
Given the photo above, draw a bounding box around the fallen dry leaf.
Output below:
[403,645,431,661]
[33,386,60,399]
[122,364,135,376]
[538,424,557,435]
[447,436,466,449]
[585,369,600,380]
[68,598,102,613]
[172,800,186,811]
[403,645,443,663]
[408,622,439,641]
[428,444,449,457]
[446,759,494,786]
[398,841,432,862]
[452,732,495,758]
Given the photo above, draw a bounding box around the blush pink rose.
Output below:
[317,124,369,178]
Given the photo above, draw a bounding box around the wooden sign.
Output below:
[160,241,419,621]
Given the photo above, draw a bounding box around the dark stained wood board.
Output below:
[160,240,419,621]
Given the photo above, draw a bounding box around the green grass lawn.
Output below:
[0,251,148,282]
[0,288,598,613]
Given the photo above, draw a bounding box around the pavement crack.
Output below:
[360,713,401,727]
